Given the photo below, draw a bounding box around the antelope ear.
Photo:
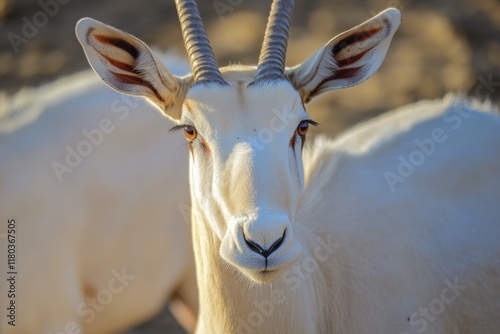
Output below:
[76,18,188,120]
[286,8,401,103]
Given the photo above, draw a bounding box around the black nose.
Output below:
[244,230,286,259]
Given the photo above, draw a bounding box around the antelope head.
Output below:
[76,0,401,283]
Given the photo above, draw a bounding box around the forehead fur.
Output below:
[220,64,257,83]
[182,75,306,142]
[185,65,303,116]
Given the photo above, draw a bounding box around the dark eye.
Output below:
[184,125,197,141]
[297,121,310,137]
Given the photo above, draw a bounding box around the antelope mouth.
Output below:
[252,268,282,283]
[221,238,303,284]
[241,255,299,284]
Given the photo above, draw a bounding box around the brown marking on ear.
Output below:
[335,46,376,67]
[85,27,95,44]
[332,66,363,80]
[332,27,383,56]
[110,71,143,85]
[309,66,363,100]
[110,71,164,103]
[94,34,140,59]
[97,52,135,72]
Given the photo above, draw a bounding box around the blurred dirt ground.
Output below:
[1,0,498,333]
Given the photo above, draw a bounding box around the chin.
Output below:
[238,255,301,284]
[241,267,286,284]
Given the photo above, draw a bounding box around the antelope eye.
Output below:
[297,121,310,137]
[183,126,197,141]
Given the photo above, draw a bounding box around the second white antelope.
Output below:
[77,0,500,333]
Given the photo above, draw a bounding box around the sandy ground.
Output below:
[1,0,498,333]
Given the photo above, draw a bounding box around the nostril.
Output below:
[243,229,286,259]
[244,237,265,255]
[267,229,286,256]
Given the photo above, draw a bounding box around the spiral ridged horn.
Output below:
[252,0,295,84]
[175,0,227,85]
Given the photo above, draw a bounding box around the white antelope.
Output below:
[0,57,197,333]
[77,0,500,333]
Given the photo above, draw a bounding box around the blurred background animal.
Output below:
[0,54,197,333]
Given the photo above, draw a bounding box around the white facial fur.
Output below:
[181,76,308,281]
